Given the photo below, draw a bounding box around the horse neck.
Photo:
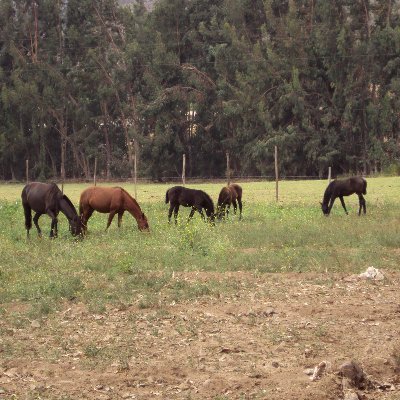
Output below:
[322,184,334,205]
[204,195,214,215]
[59,197,78,221]
[123,191,143,221]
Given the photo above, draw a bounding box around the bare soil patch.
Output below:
[1,271,400,399]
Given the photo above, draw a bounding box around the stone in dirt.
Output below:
[339,361,369,390]
[343,390,360,400]
[358,267,384,281]
[310,361,331,381]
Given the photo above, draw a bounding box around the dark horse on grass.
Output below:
[79,186,149,234]
[165,186,215,224]
[321,177,367,216]
[21,182,82,238]
[217,183,243,220]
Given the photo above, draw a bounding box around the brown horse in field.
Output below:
[321,177,367,216]
[217,183,243,220]
[79,186,149,233]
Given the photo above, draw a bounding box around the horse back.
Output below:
[22,182,60,213]
[348,177,367,195]
[229,184,242,200]
[218,187,232,206]
[80,186,118,213]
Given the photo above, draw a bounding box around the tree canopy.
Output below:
[1,0,399,180]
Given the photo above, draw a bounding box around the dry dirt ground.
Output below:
[1,271,400,400]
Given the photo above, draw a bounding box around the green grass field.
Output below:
[1,177,399,315]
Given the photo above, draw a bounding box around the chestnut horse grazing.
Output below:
[321,177,367,216]
[79,186,149,233]
[22,182,82,238]
[217,183,243,220]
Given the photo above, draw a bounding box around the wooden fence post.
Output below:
[26,159,29,184]
[275,145,279,202]
[133,141,137,200]
[94,157,97,186]
[226,151,230,186]
[182,154,186,186]
[127,139,138,198]
[328,166,332,183]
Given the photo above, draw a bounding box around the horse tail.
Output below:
[363,179,367,195]
[165,189,170,204]
[21,186,32,230]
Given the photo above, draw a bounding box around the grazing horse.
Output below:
[217,183,243,220]
[79,186,149,233]
[165,186,215,224]
[321,177,367,216]
[21,182,82,238]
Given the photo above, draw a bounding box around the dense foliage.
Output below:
[0,0,399,181]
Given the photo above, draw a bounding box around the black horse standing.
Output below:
[22,182,82,237]
[165,186,215,224]
[321,177,367,216]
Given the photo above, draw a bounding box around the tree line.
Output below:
[0,0,399,181]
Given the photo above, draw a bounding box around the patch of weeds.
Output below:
[314,324,328,338]
[169,280,211,302]
[138,294,158,309]
[10,313,29,329]
[35,276,84,301]
[84,343,102,358]
[87,299,107,314]
[263,326,285,344]
[28,299,54,319]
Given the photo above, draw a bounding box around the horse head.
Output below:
[320,201,330,216]
[138,212,150,232]
[205,207,216,225]
[70,215,83,236]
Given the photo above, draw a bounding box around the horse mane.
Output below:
[119,187,142,212]
[202,190,215,213]
[62,194,78,215]
[322,180,335,205]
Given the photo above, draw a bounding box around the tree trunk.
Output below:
[100,101,112,180]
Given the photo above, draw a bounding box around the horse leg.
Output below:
[81,208,94,235]
[46,210,58,238]
[197,207,206,221]
[105,210,117,231]
[339,196,348,215]
[168,204,174,223]
[226,204,230,219]
[173,205,180,224]
[23,204,32,238]
[118,211,124,227]
[358,194,366,215]
[32,212,43,237]
[232,200,237,215]
[188,207,196,222]
[237,198,243,220]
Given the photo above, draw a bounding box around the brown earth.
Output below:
[1,271,400,400]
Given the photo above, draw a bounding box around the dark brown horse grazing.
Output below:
[321,177,367,216]
[217,183,243,220]
[79,186,149,233]
[165,186,215,224]
[21,182,82,238]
